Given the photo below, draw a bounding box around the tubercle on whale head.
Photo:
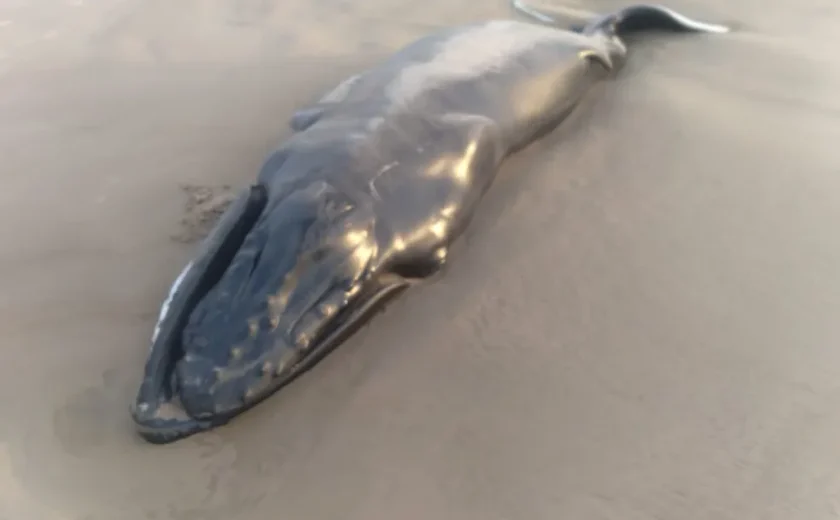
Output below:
[175,186,381,419]
[131,181,384,443]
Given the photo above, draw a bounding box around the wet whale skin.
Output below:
[130,5,729,443]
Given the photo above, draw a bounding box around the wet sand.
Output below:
[2,0,840,518]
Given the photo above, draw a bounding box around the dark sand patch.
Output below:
[172,183,236,243]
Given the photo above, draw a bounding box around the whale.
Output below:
[131,1,729,444]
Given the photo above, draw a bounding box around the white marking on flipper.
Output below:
[151,261,194,345]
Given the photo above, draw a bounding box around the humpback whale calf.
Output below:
[131,1,729,444]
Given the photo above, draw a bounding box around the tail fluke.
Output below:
[581,4,729,37]
[511,0,729,37]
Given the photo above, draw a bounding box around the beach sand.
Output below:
[2,0,840,518]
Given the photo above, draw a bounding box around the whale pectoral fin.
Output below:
[288,73,363,132]
[386,113,501,281]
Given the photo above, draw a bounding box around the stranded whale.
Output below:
[131,2,729,443]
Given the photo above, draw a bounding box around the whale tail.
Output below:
[577,4,729,37]
[510,1,729,37]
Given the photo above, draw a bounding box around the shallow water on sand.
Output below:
[2,1,840,519]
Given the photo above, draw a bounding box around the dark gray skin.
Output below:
[131,3,729,444]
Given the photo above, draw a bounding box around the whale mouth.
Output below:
[131,184,269,443]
